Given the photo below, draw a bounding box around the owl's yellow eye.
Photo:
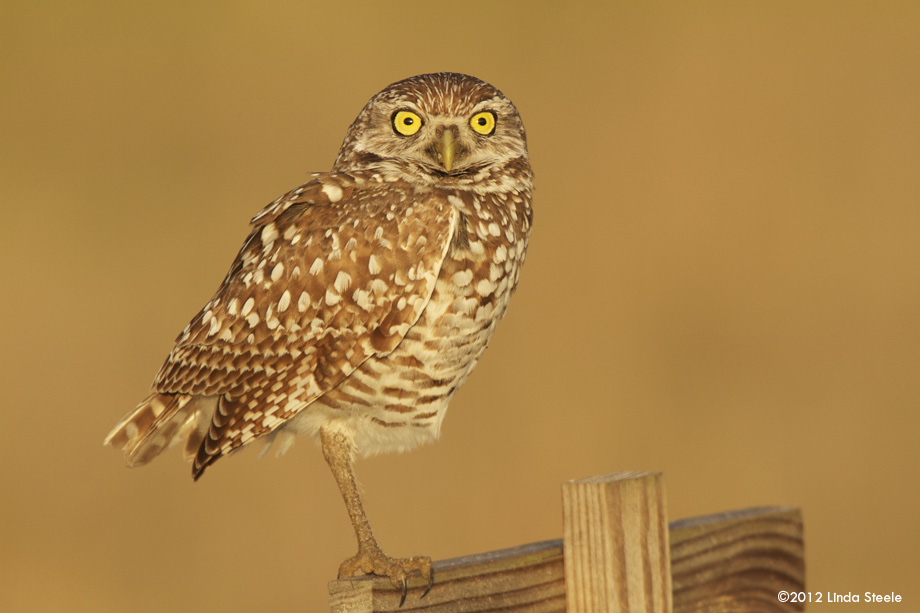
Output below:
[392,110,422,136]
[470,111,496,135]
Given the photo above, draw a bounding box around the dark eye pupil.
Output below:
[403,117,414,125]
[477,117,487,125]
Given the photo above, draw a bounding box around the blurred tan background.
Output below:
[2,1,918,611]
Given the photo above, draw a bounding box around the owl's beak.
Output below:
[435,129,456,172]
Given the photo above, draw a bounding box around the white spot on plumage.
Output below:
[271,263,284,282]
[261,222,278,245]
[207,314,221,336]
[370,278,388,294]
[149,399,166,417]
[490,262,503,280]
[368,255,381,275]
[452,296,478,315]
[451,270,473,286]
[241,297,255,316]
[325,288,341,306]
[475,302,495,322]
[227,298,239,316]
[297,291,310,312]
[353,288,372,310]
[321,182,344,202]
[278,290,291,312]
[476,278,496,296]
[263,414,283,430]
[310,257,324,276]
[334,271,352,293]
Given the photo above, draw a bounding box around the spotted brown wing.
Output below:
[147,172,457,476]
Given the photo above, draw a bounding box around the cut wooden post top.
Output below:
[562,471,672,613]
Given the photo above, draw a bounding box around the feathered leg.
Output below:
[320,425,433,605]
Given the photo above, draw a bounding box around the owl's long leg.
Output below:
[320,426,433,604]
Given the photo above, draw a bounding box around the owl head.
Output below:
[333,73,530,186]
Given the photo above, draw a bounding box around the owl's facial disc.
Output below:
[333,73,528,179]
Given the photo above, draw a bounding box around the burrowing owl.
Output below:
[105,72,533,598]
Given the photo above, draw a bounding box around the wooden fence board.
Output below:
[329,474,805,613]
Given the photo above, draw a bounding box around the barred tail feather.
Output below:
[104,393,213,467]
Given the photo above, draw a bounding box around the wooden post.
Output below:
[329,473,804,612]
[562,472,672,613]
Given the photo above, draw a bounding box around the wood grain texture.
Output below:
[328,539,565,612]
[670,506,805,612]
[562,472,672,613]
[329,475,806,613]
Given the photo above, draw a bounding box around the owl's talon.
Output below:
[338,548,433,605]
[421,566,435,598]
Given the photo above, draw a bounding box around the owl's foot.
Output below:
[338,547,433,606]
